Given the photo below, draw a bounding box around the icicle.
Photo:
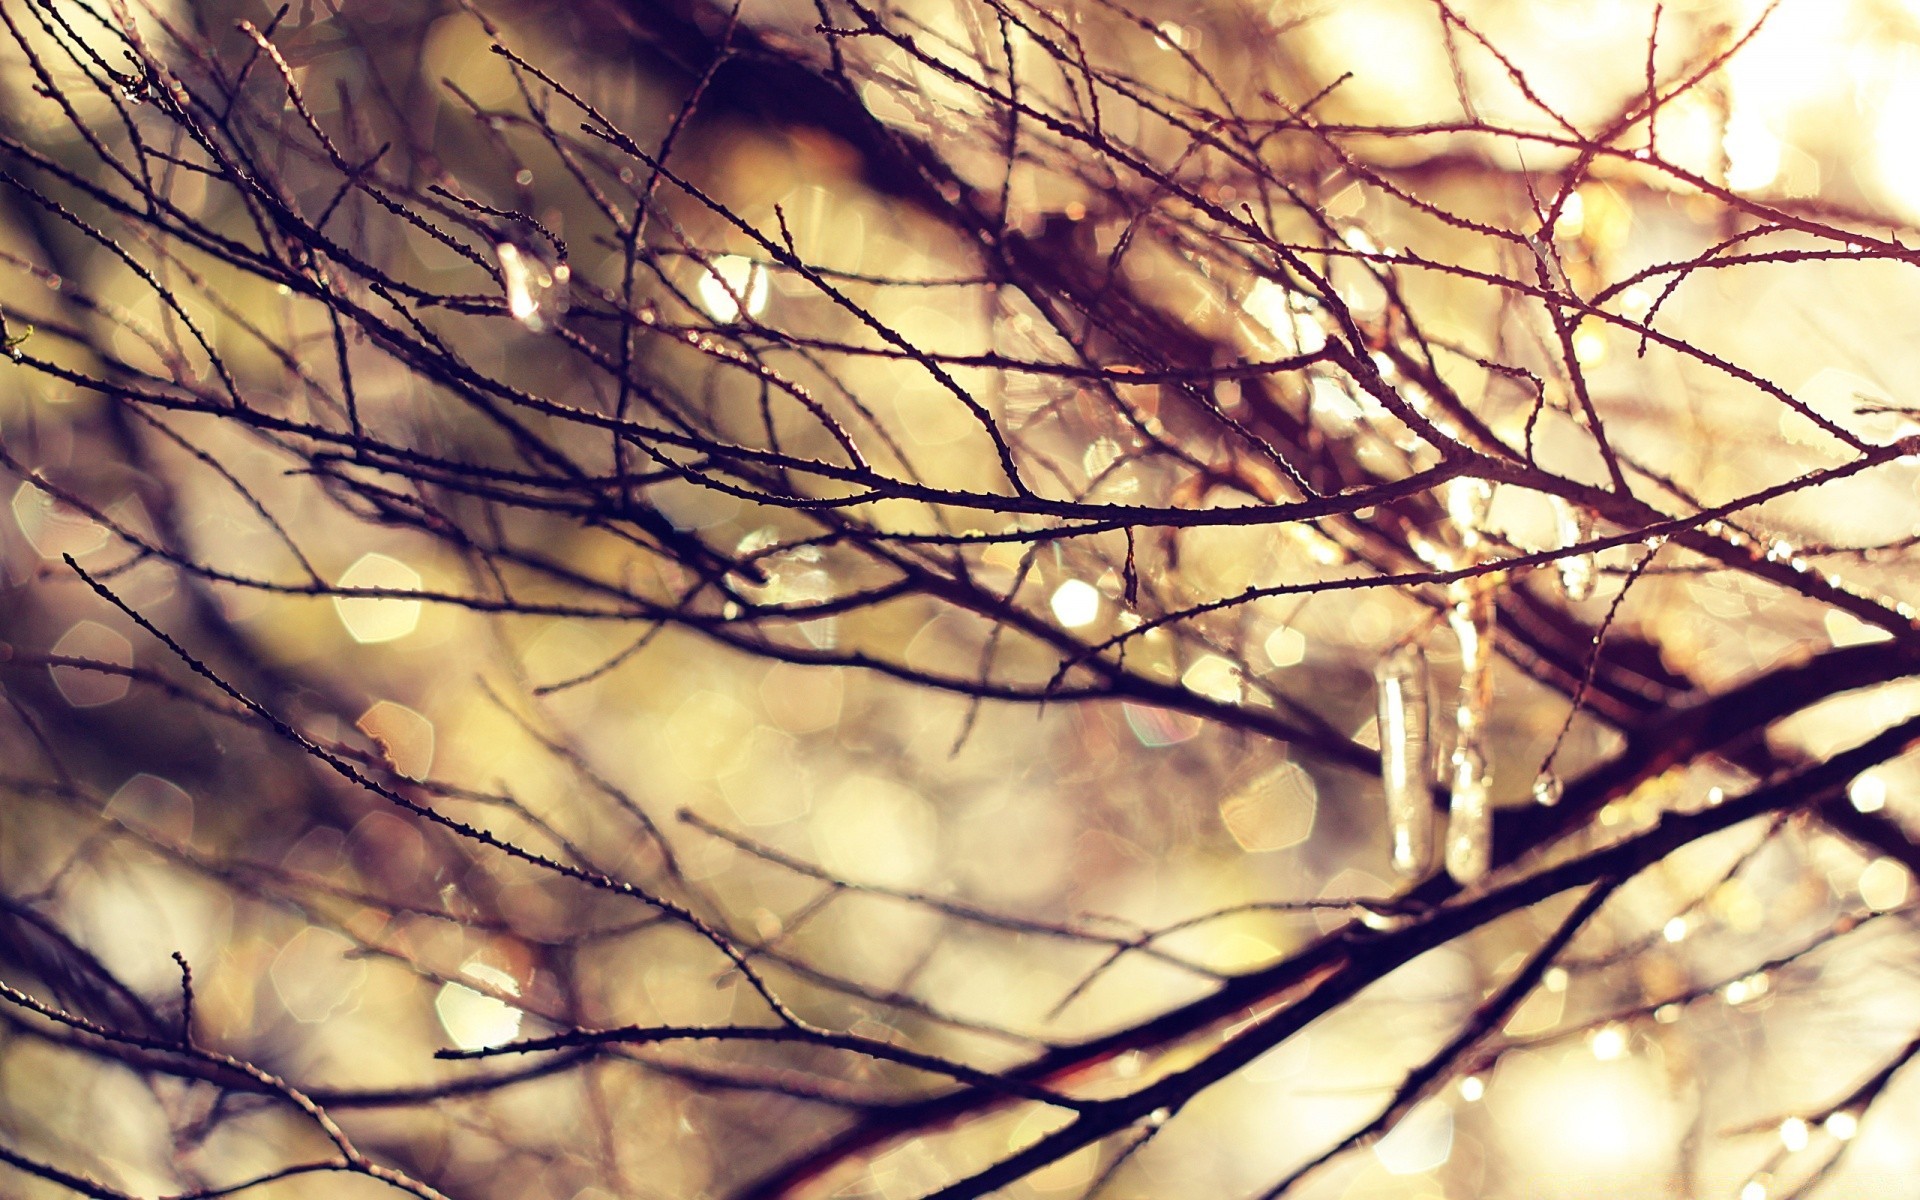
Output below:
[1445,579,1497,884]
[496,240,571,332]
[1444,477,1495,550]
[1375,642,1434,879]
[1447,745,1491,883]
[1552,497,1595,601]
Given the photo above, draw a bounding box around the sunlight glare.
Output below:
[1723,112,1782,193]
[436,962,523,1051]
[1049,579,1101,628]
[698,255,770,322]
[1244,278,1327,356]
[1873,49,1920,220]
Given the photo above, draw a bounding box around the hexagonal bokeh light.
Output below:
[332,552,423,644]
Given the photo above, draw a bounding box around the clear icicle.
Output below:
[1448,745,1491,883]
[1445,477,1495,550]
[1553,497,1595,601]
[1445,580,1498,884]
[1376,642,1434,879]
[496,241,571,332]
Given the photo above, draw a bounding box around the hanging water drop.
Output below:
[1531,773,1563,807]
[1356,903,1413,932]
[496,240,571,332]
[1376,642,1434,879]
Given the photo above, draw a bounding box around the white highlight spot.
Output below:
[1049,579,1101,628]
[333,553,423,644]
[1849,772,1888,814]
[436,962,523,1050]
[495,241,570,332]
[1724,112,1782,192]
[1590,1023,1628,1061]
[698,255,770,323]
[1182,654,1243,704]
[1244,278,1327,356]
[1778,1116,1809,1153]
